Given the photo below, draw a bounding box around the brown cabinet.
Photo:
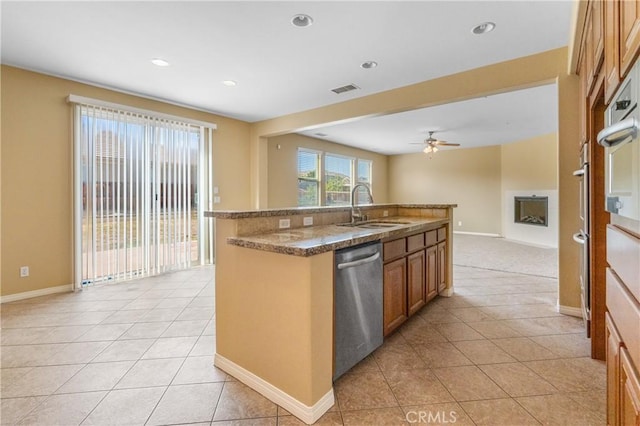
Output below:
[607,313,622,426]
[585,0,605,91]
[619,0,640,78]
[437,240,447,294]
[605,0,621,103]
[383,258,407,336]
[620,348,640,425]
[382,226,447,336]
[407,250,426,316]
[605,226,640,426]
[426,245,438,301]
[607,311,640,426]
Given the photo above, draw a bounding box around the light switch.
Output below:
[214,196,221,204]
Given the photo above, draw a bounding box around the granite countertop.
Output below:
[226,217,448,257]
[206,203,457,219]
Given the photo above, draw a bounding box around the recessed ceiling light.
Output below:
[222,80,238,87]
[361,61,378,69]
[151,58,170,67]
[472,22,496,35]
[291,14,313,27]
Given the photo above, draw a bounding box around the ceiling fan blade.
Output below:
[437,142,460,146]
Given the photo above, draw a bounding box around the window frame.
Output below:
[297,148,322,207]
[296,147,374,207]
[324,152,355,206]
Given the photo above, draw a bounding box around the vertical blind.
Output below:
[70,96,215,289]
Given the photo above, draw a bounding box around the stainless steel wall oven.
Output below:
[598,65,640,221]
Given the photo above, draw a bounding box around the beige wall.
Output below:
[501,133,559,192]
[267,133,388,208]
[387,134,559,236]
[389,146,503,234]
[249,48,580,310]
[1,66,252,297]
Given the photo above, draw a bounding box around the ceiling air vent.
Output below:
[315,133,328,137]
[331,84,360,94]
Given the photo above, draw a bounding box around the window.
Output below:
[297,149,320,206]
[325,154,354,206]
[355,159,373,204]
[297,148,373,207]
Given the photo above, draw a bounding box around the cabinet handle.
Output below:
[572,232,586,245]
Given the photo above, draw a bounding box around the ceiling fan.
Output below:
[411,131,461,154]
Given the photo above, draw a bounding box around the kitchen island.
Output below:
[206,204,456,424]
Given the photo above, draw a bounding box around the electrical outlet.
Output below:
[383,210,389,217]
[20,266,29,277]
[303,217,313,226]
[458,221,463,227]
[279,219,291,229]
[214,196,221,204]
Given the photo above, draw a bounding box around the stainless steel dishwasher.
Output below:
[334,241,383,381]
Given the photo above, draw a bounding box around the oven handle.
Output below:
[572,232,586,245]
[597,117,638,147]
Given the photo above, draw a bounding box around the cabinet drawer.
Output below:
[437,227,446,242]
[425,230,437,247]
[607,225,640,302]
[407,233,425,252]
[384,238,406,261]
[607,268,640,368]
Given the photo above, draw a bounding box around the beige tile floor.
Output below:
[1,260,605,425]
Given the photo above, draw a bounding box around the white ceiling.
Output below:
[1,1,572,154]
[299,83,559,154]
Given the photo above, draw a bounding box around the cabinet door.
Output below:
[620,348,640,426]
[426,245,438,301]
[592,0,605,72]
[579,51,589,146]
[437,241,447,293]
[619,0,640,78]
[605,0,620,103]
[407,250,426,316]
[383,258,407,336]
[606,313,622,426]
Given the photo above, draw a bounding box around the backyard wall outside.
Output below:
[0,66,252,298]
[267,133,388,208]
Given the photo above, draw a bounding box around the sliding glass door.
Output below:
[72,98,214,288]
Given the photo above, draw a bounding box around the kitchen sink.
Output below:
[338,220,411,229]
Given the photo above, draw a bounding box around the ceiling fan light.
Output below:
[432,146,439,152]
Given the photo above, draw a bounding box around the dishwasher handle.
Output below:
[337,252,380,270]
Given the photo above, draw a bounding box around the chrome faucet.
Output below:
[351,183,374,223]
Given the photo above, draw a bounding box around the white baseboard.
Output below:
[453,231,502,237]
[557,304,583,318]
[214,353,334,425]
[1,284,73,304]
[440,288,454,297]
